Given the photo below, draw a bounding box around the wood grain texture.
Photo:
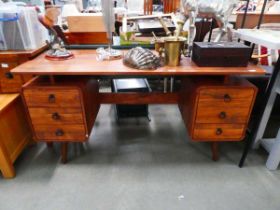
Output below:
[236,13,280,29]
[33,124,86,141]
[0,45,47,93]
[64,32,109,45]
[0,94,32,178]
[179,76,257,142]
[99,92,178,104]
[11,50,266,76]
[28,107,84,125]
[66,15,107,33]
[22,76,100,143]
[23,89,82,108]
[193,124,246,141]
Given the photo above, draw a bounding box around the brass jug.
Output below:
[159,37,187,67]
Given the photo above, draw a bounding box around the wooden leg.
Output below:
[61,142,68,164]
[28,137,37,147]
[46,142,53,148]
[0,147,16,178]
[211,142,219,161]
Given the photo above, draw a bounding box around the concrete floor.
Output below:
[1,105,280,210]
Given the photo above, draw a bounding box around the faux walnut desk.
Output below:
[11,50,266,163]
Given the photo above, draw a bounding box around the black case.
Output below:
[112,79,151,119]
[192,42,251,67]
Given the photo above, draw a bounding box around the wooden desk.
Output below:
[0,45,47,93]
[11,50,266,163]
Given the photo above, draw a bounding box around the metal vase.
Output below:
[164,37,186,67]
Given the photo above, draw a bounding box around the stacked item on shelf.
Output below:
[0,4,48,50]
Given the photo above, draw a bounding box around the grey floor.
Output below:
[1,105,280,210]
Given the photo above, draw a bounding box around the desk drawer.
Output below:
[33,124,87,141]
[24,88,82,108]
[0,67,23,93]
[0,82,22,93]
[0,70,22,83]
[28,107,84,125]
[193,124,245,141]
[196,106,251,124]
[198,88,255,107]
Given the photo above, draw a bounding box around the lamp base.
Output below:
[45,49,74,61]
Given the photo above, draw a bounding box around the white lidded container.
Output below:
[0,5,48,50]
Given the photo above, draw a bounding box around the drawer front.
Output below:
[24,88,82,108]
[198,88,255,107]
[28,107,84,125]
[0,63,24,93]
[0,82,22,93]
[33,124,87,141]
[193,124,245,141]
[0,68,22,83]
[196,106,251,124]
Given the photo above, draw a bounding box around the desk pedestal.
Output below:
[21,75,257,162]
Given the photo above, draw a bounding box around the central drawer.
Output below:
[23,88,82,108]
[28,107,84,125]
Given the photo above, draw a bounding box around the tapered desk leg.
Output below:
[211,142,219,161]
[61,142,68,164]
[47,142,53,148]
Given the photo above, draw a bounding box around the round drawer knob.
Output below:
[224,94,231,102]
[216,128,223,136]
[5,72,14,79]
[55,129,64,136]
[219,112,226,119]
[52,112,60,120]
[48,94,56,103]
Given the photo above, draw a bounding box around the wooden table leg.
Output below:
[46,142,53,148]
[0,146,16,178]
[211,142,219,161]
[61,142,68,164]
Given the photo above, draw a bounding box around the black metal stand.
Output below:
[238,0,271,167]
[239,56,280,167]
[241,0,251,29]
[208,18,214,42]
[250,0,268,56]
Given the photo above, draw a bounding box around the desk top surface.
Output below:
[11,50,266,76]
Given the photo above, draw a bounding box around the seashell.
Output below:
[123,47,162,70]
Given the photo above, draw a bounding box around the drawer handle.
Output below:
[48,94,56,103]
[5,72,14,79]
[55,129,64,136]
[219,112,226,119]
[52,112,60,120]
[224,94,231,102]
[216,128,223,136]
